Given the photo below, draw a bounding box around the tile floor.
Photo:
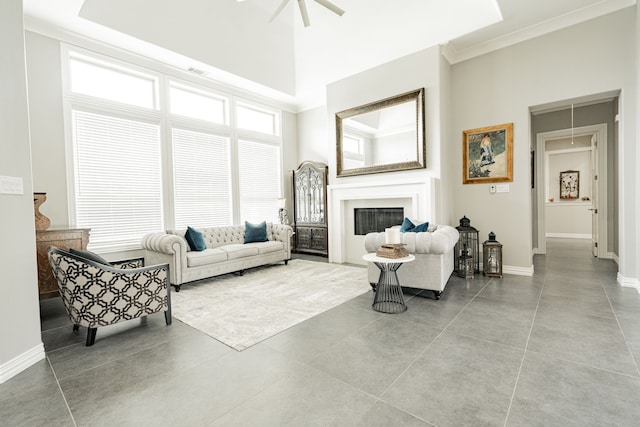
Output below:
[2,238,640,426]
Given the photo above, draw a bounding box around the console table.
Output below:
[36,227,90,299]
[363,253,415,313]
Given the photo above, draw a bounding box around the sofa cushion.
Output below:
[185,226,206,251]
[400,217,429,233]
[220,244,260,260]
[248,241,284,255]
[186,248,228,267]
[244,221,268,243]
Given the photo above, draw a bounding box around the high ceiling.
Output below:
[23,0,634,109]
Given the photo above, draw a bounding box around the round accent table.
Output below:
[363,253,415,314]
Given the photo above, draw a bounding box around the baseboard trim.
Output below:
[617,273,640,292]
[545,233,591,239]
[0,343,45,384]
[503,264,534,277]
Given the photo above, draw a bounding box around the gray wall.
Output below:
[451,8,635,274]
[0,0,44,382]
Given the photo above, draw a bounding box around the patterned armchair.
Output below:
[48,247,172,346]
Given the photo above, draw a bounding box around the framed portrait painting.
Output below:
[559,170,579,199]
[462,123,513,184]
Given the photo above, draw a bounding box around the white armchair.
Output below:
[364,225,459,299]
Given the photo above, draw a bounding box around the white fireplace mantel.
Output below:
[327,179,435,263]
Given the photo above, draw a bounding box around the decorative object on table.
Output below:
[559,170,579,199]
[292,161,328,256]
[462,122,513,184]
[455,215,480,274]
[548,197,555,202]
[277,197,289,225]
[457,245,474,279]
[483,231,503,278]
[33,192,51,231]
[384,227,401,244]
[375,243,409,259]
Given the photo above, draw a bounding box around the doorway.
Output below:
[535,124,607,257]
[530,95,618,261]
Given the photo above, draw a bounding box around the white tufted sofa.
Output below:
[142,223,293,291]
[363,225,459,299]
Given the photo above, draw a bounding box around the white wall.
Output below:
[326,45,450,225]
[296,105,329,164]
[79,0,296,96]
[25,31,68,227]
[451,8,636,274]
[0,0,45,383]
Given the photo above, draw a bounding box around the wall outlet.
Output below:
[0,176,24,195]
[490,185,496,193]
[496,184,510,193]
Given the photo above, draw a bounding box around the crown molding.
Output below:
[443,0,636,64]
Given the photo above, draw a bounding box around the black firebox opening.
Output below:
[354,207,404,235]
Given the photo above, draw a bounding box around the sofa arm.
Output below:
[141,233,186,254]
[141,232,187,285]
[270,223,293,256]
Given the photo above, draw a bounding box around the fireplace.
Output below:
[327,179,436,264]
[354,207,404,235]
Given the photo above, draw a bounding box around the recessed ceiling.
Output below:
[23,0,635,110]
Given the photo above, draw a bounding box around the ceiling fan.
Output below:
[239,0,345,28]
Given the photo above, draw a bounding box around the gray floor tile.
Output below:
[356,401,432,426]
[210,364,376,426]
[528,305,638,376]
[446,295,537,348]
[309,316,441,396]
[605,285,640,319]
[6,239,635,426]
[507,352,640,427]
[0,359,57,401]
[0,381,74,427]
[263,302,380,363]
[383,332,524,427]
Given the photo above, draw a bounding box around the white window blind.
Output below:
[172,128,233,229]
[238,140,281,224]
[71,110,163,251]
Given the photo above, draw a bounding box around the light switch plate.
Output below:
[0,176,24,195]
[496,184,510,193]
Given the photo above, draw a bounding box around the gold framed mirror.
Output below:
[336,88,425,177]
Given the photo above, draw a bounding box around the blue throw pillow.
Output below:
[245,221,268,243]
[69,248,111,265]
[400,217,415,232]
[400,218,429,233]
[185,226,206,251]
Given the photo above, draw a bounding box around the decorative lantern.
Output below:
[457,245,474,279]
[455,215,480,274]
[483,232,503,278]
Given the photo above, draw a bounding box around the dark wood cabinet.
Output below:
[36,227,90,299]
[292,161,328,256]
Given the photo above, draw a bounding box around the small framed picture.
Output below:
[463,123,513,184]
[559,170,579,199]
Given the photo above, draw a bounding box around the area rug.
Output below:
[170,259,370,351]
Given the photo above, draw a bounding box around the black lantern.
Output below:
[483,231,503,278]
[455,216,479,274]
[457,245,474,279]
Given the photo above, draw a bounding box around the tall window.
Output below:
[238,140,281,224]
[71,110,163,251]
[64,47,284,251]
[172,128,232,229]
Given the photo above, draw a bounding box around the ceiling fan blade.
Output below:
[298,0,311,27]
[313,0,345,16]
[268,0,291,23]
